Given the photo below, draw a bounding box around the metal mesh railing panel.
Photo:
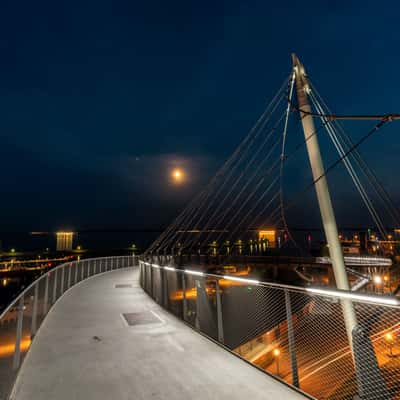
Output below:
[139,259,400,400]
[196,278,218,340]
[184,274,198,328]
[165,269,183,319]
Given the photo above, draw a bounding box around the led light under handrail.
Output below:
[222,275,260,285]
[184,269,204,277]
[306,287,400,306]
[164,266,176,271]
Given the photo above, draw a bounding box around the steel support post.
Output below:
[13,295,24,370]
[68,264,72,289]
[31,283,39,338]
[150,264,154,297]
[162,269,168,308]
[75,262,79,283]
[142,263,146,291]
[182,273,188,321]
[195,280,200,330]
[43,273,49,314]
[216,280,224,343]
[52,268,58,304]
[81,261,84,281]
[284,289,299,388]
[60,266,65,294]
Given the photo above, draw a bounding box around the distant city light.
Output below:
[56,232,74,251]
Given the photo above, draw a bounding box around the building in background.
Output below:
[258,229,276,248]
[56,232,74,251]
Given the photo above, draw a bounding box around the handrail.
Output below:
[0,256,129,320]
[140,260,400,308]
[0,255,138,400]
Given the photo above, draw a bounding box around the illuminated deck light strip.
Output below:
[222,275,260,285]
[184,269,204,277]
[145,262,160,268]
[316,256,392,266]
[139,260,399,306]
[306,287,400,306]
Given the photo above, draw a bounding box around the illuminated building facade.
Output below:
[56,232,74,251]
[258,229,276,248]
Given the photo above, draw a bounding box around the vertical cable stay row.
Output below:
[148,62,399,259]
[168,94,285,253]
[190,113,287,252]
[279,69,303,254]
[151,75,292,255]
[308,89,388,240]
[149,76,290,254]
[309,82,400,228]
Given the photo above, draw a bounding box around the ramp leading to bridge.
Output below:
[10,268,307,400]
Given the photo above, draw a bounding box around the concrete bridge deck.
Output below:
[11,268,307,400]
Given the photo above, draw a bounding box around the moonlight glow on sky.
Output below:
[172,169,184,183]
[0,0,399,231]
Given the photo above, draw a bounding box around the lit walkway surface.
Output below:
[11,268,306,400]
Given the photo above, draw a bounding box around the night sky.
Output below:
[1,0,400,232]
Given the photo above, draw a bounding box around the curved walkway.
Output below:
[11,268,307,400]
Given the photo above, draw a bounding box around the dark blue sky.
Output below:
[1,0,399,231]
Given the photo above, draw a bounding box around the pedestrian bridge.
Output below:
[7,262,306,400]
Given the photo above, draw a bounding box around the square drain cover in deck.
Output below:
[122,312,160,326]
[115,284,133,288]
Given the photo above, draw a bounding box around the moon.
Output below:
[171,168,184,183]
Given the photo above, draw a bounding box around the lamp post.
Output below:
[385,333,395,357]
[273,348,281,376]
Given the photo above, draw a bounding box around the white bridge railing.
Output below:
[0,255,138,400]
[140,258,400,400]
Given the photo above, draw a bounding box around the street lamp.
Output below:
[273,348,281,376]
[373,275,382,285]
[373,275,383,293]
[385,332,396,357]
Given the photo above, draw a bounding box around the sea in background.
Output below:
[0,230,161,254]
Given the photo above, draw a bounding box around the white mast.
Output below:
[292,54,357,345]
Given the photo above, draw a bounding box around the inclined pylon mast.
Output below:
[292,54,357,344]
